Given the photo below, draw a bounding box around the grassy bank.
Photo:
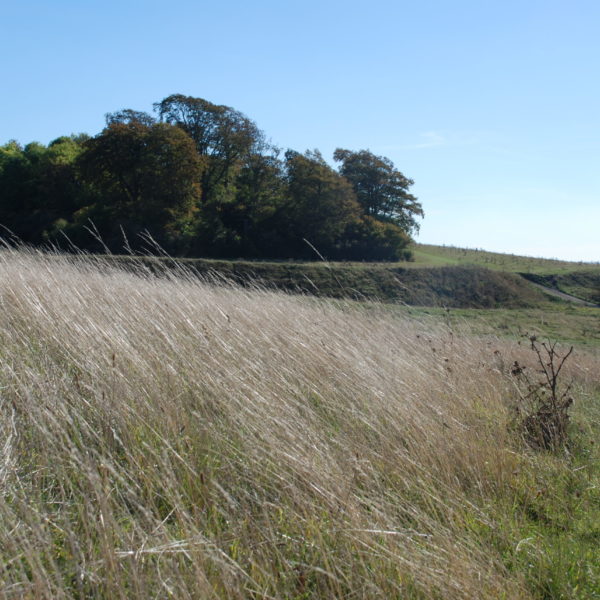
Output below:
[411,244,600,274]
[519,271,600,305]
[98,254,547,308]
[82,241,600,309]
[411,245,600,305]
[0,249,599,598]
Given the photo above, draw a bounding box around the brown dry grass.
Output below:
[0,249,598,598]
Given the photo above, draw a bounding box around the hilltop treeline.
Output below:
[0,95,423,260]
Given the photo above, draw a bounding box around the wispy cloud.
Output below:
[412,131,447,149]
[377,130,485,153]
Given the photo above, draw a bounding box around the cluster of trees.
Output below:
[0,94,423,260]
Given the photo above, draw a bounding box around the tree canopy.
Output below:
[333,148,423,234]
[0,95,423,260]
[281,150,360,257]
[76,120,202,251]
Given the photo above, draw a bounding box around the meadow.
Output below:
[411,244,600,274]
[0,249,599,598]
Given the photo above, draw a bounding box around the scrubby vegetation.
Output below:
[1,249,599,598]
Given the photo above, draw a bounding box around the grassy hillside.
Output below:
[78,242,600,308]
[411,244,600,274]
[1,249,599,598]
[519,271,600,304]
[98,255,547,308]
[410,244,600,304]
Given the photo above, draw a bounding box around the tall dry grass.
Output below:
[0,249,597,599]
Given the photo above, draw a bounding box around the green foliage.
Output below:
[280,149,361,257]
[105,108,156,127]
[1,94,422,261]
[154,94,264,207]
[76,121,201,252]
[0,136,89,243]
[334,148,423,234]
[338,215,413,261]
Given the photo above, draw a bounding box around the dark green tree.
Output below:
[333,148,423,234]
[77,121,202,251]
[338,215,413,261]
[154,94,264,205]
[281,150,361,257]
[0,136,89,244]
[0,140,32,239]
[105,109,156,127]
[1,96,425,262]
[212,150,287,257]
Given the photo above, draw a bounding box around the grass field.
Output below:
[1,248,599,598]
[411,244,600,274]
[403,305,600,349]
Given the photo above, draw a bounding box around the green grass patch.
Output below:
[386,304,600,348]
[411,244,600,275]
[491,397,600,599]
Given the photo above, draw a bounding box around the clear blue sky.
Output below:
[2,0,599,261]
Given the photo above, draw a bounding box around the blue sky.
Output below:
[2,0,599,261]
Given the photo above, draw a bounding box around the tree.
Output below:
[0,137,90,244]
[77,121,202,251]
[217,150,287,257]
[154,94,264,205]
[333,148,423,234]
[280,150,361,257]
[105,109,156,127]
[338,216,412,261]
